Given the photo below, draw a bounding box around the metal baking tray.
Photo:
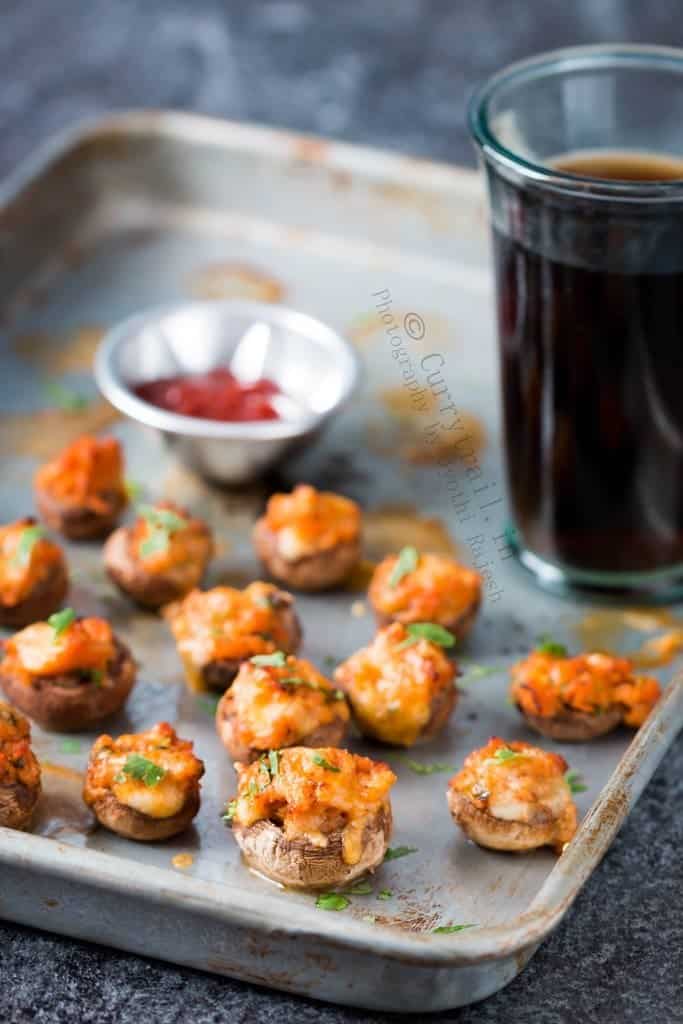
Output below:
[0,112,681,1013]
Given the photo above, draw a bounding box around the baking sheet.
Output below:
[0,112,681,1012]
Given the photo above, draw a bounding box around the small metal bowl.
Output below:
[94,300,359,484]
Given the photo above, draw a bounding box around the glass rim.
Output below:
[468,43,683,197]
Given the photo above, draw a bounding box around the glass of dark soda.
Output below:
[469,45,683,598]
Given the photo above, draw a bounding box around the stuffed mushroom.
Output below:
[0,609,136,732]
[83,722,204,841]
[34,434,128,540]
[216,651,350,762]
[368,547,481,642]
[0,701,41,831]
[0,518,69,629]
[447,737,578,853]
[226,746,396,889]
[104,501,214,610]
[510,644,661,741]
[164,582,301,693]
[253,484,361,591]
[334,621,458,746]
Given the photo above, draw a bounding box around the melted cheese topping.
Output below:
[450,737,577,847]
[3,617,115,680]
[232,746,396,865]
[35,435,126,512]
[0,518,64,605]
[83,722,204,819]
[220,656,349,750]
[510,651,661,727]
[335,622,456,746]
[0,701,41,788]
[369,552,481,624]
[164,583,297,689]
[261,484,361,560]
[129,502,212,576]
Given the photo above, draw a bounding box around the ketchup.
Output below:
[134,367,280,422]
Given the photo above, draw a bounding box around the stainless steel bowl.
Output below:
[94,300,359,484]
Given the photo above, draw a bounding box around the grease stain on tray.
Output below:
[0,401,120,459]
[189,263,284,303]
[172,852,194,870]
[13,326,105,372]
[364,504,460,561]
[575,607,683,667]
[33,762,96,840]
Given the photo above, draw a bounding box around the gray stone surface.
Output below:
[1,1,682,1021]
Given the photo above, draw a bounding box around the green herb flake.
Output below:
[138,504,187,533]
[433,923,477,935]
[48,607,76,641]
[362,914,376,924]
[250,651,287,667]
[118,753,166,788]
[268,749,280,777]
[384,846,418,862]
[388,546,419,588]
[312,754,341,773]
[377,889,392,901]
[403,622,456,649]
[536,634,568,657]
[347,880,373,895]
[124,479,143,501]
[565,770,588,794]
[12,524,46,567]
[43,380,89,412]
[401,757,453,776]
[223,799,237,822]
[459,663,499,682]
[139,528,170,558]
[323,655,338,670]
[315,893,350,912]
[60,739,82,755]
[493,747,519,763]
[255,594,273,609]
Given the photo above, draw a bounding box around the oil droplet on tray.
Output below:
[172,853,194,870]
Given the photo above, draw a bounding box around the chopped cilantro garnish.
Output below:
[388,546,419,587]
[116,754,165,787]
[565,770,588,794]
[48,607,76,641]
[268,749,279,777]
[384,846,418,862]
[536,635,568,657]
[316,893,349,911]
[12,524,46,567]
[250,651,287,667]
[401,757,453,776]
[60,739,82,755]
[137,504,188,558]
[433,923,477,934]
[398,622,456,650]
[312,754,341,772]
[377,889,392,901]
[346,879,373,895]
[458,663,499,682]
[493,747,519,763]
[223,800,237,822]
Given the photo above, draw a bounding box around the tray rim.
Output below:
[0,109,681,972]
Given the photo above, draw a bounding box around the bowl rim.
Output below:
[94,299,360,440]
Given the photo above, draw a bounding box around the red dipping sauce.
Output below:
[134,367,280,422]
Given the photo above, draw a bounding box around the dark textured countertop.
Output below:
[2,3,682,1022]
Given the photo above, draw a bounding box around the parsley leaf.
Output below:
[388,546,419,587]
[312,754,341,772]
[384,846,418,862]
[493,747,519,763]
[536,634,568,657]
[48,607,76,641]
[458,663,499,683]
[398,622,456,649]
[137,504,188,558]
[433,923,477,934]
[401,757,453,776]
[377,889,392,901]
[316,893,349,911]
[117,754,165,787]
[250,651,287,667]
[268,749,280,777]
[60,739,82,754]
[223,800,237,822]
[565,770,588,794]
[12,524,46,567]
[139,528,170,558]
